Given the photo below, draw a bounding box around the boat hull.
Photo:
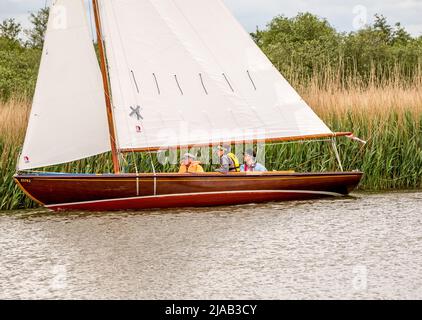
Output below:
[14,172,363,211]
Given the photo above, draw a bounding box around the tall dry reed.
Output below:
[0,98,33,210]
[1,70,421,210]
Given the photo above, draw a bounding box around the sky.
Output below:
[0,0,421,37]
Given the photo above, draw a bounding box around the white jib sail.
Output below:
[18,0,111,170]
[99,0,332,150]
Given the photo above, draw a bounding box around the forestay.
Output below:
[98,0,332,151]
[18,0,111,170]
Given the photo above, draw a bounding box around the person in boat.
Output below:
[216,145,240,173]
[240,149,267,172]
[178,153,204,173]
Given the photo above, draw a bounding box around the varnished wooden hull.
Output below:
[14,172,363,211]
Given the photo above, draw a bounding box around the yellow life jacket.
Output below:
[227,153,240,172]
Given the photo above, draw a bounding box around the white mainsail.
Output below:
[98,0,332,151]
[18,0,111,170]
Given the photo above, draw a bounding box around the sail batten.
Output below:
[98,0,332,151]
[18,0,111,171]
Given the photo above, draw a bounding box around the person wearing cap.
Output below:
[216,144,240,173]
[240,149,267,172]
[178,153,204,173]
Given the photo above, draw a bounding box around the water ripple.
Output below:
[0,191,421,299]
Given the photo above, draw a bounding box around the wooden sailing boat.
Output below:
[14,0,363,211]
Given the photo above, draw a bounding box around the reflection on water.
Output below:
[0,191,421,299]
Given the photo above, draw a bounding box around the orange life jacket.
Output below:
[178,161,204,173]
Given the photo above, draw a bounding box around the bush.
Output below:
[253,13,422,88]
[0,38,41,101]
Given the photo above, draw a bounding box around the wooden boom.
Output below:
[120,132,353,153]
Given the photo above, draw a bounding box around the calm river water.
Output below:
[0,191,421,300]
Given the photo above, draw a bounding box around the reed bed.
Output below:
[0,97,32,210]
[1,72,421,210]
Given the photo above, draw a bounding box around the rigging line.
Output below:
[88,0,95,42]
[199,73,208,95]
[119,152,129,173]
[247,70,257,90]
[150,153,157,196]
[128,148,140,196]
[15,150,23,172]
[331,138,344,172]
[174,75,184,95]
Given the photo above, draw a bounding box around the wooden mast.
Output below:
[92,0,120,174]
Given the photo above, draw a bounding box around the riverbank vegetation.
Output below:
[0,11,421,210]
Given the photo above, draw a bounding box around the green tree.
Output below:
[343,15,419,83]
[0,8,49,100]
[252,12,422,87]
[0,18,22,42]
[24,8,49,49]
[0,38,41,100]
[251,13,342,79]
[372,14,393,44]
